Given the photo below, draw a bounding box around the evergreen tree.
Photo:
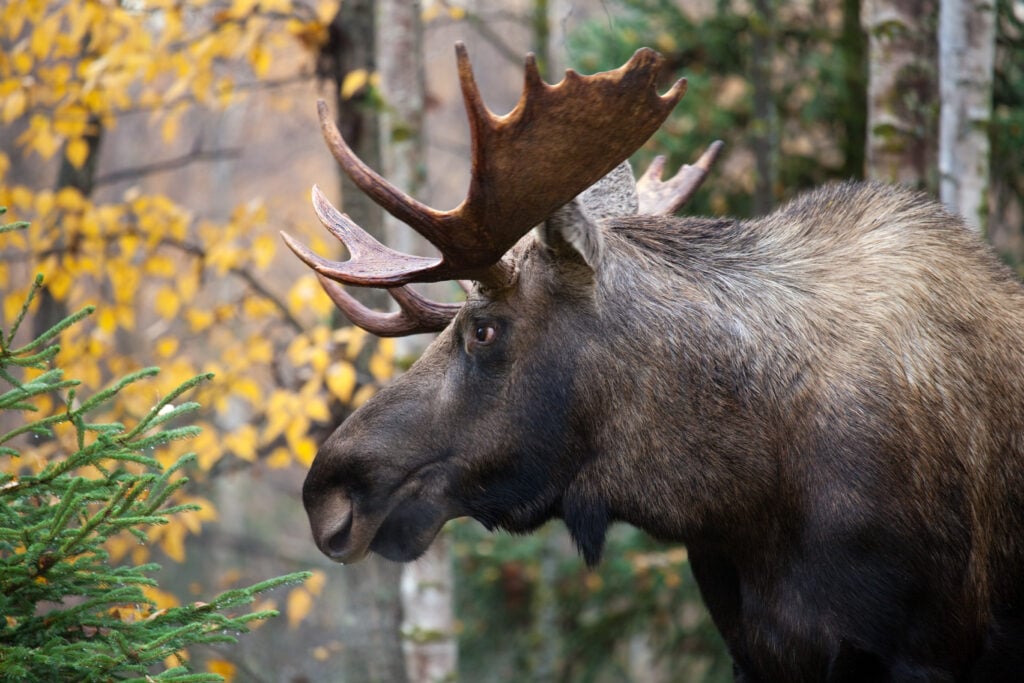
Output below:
[0,209,309,682]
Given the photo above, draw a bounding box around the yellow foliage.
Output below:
[187,309,215,333]
[288,274,333,320]
[154,287,181,320]
[1,89,27,124]
[156,337,180,358]
[224,425,259,462]
[0,0,408,627]
[64,137,89,169]
[142,585,181,611]
[207,660,237,680]
[341,69,370,100]
[251,233,277,270]
[286,586,312,628]
[305,570,326,595]
[326,362,356,403]
[266,447,292,469]
[156,520,187,563]
[370,340,395,382]
[294,437,317,468]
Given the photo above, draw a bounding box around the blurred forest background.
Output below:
[1,0,1022,681]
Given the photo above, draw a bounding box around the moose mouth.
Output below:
[309,486,451,564]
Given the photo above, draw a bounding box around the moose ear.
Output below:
[536,160,638,270]
[537,199,604,271]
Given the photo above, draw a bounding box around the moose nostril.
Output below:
[307,490,356,560]
[325,512,353,557]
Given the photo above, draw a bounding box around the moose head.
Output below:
[287,44,718,566]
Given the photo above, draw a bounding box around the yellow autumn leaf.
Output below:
[351,384,376,409]
[155,337,179,358]
[105,534,132,564]
[421,2,441,22]
[341,68,369,100]
[305,570,326,595]
[55,187,84,211]
[18,115,61,159]
[187,309,214,332]
[144,254,177,278]
[1,89,26,124]
[64,137,89,169]
[224,424,258,462]
[230,0,260,16]
[154,287,180,319]
[294,436,316,468]
[159,520,187,562]
[193,427,225,472]
[97,308,117,335]
[234,376,262,407]
[250,44,271,77]
[307,346,329,374]
[266,447,291,469]
[368,351,392,380]
[252,233,276,270]
[161,113,179,144]
[46,269,72,301]
[286,587,312,627]
[34,189,54,216]
[291,275,334,319]
[142,585,181,611]
[326,362,356,403]
[246,336,273,364]
[207,660,237,680]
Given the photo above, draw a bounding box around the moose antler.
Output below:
[637,141,725,215]
[284,43,698,336]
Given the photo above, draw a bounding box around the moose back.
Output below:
[286,44,1024,681]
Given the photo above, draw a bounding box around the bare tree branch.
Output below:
[93,142,242,188]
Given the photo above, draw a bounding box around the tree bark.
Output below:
[862,0,938,187]
[375,2,458,681]
[939,0,996,232]
[750,0,779,214]
[322,0,389,312]
[317,3,409,682]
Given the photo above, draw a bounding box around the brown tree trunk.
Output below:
[317,3,409,682]
[862,0,938,188]
[375,2,458,681]
[750,0,779,214]
[939,0,996,232]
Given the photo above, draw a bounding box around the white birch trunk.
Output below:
[939,0,997,232]
[376,2,458,681]
[862,0,938,187]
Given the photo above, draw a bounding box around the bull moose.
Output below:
[286,44,1024,681]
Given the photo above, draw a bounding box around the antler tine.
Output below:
[290,43,690,335]
[281,186,445,287]
[637,140,725,216]
[456,42,688,265]
[316,101,459,256]
[316,276,461,337]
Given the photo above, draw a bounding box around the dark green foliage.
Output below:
[568,0,868,218]
[0,213,309,682]
[453,523,732,683]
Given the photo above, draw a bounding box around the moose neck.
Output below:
[568,215,792,551]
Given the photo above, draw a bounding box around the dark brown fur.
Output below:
[303,181,1024,681]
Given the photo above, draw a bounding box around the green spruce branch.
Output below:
[0,210,310,681]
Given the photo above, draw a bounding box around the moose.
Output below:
[287,44,1024,681]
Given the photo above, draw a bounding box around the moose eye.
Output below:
[474,324,496,345]
[466,321,498,352]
